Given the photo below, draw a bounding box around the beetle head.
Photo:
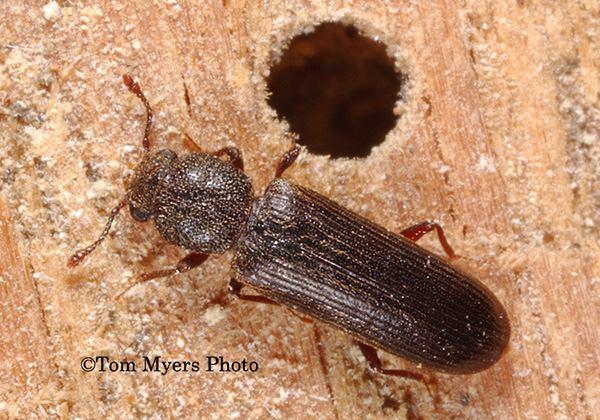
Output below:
[126,150,177,222]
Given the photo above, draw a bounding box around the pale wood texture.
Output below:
[1,0,599,419]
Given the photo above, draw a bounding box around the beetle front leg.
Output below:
[275,133,301,177]
[213,147,244,170]
[137,252,210,282]
[116,253,209,299]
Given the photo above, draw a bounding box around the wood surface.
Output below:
[1,0,599,419]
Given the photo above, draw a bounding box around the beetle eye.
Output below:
[130,204,150,222]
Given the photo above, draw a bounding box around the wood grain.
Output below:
[1,0,599,418]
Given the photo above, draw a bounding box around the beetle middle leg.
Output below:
[228,280,320,324]
[228,278,282,306]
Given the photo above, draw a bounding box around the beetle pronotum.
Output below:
[70,75,509,376]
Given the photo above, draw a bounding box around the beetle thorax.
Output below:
[128,151,254,255]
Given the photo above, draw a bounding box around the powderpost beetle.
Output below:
[69,75,509,375]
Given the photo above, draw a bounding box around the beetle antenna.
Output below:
[68,76,151,268]
[68,200,127,267]
[123,74,152,152]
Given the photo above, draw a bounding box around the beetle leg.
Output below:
[401,220,455,257]
[358,342,437,403]
[213,147,244,171]
[275,145,301,177]
[229,280,320,324]
[116,252,209,299]
[138,252,210,282]
[228,278,281,305]
[275,133,301,177]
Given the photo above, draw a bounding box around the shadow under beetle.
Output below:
[69,75,509,375]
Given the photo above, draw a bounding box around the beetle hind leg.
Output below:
[401,220,455,257]
[357,342,438,404]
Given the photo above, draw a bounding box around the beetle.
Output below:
[69,75,509,375]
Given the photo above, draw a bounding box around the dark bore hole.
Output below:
[267,22,403,158]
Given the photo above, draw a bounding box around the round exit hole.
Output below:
[267,22,404,158]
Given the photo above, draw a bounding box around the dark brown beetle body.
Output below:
[234,180,508,373]
[70,75,509,375]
